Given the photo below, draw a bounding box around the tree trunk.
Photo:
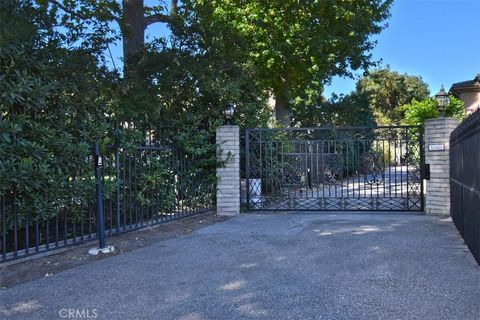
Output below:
[274,94,291,126]
[274,78,291,126]
[122,0,146,74]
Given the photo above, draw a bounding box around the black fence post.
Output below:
[93,140,107,249]
[114,119,121,234]
[245,129,250,210]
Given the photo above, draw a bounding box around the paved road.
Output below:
[1,213,479,320]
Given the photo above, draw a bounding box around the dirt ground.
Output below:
[0,211,226,288]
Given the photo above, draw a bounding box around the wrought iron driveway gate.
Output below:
[245,126,424,211]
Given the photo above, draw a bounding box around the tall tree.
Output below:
[356,67,430,125]
[45,0,178,73]
[295,92,376,128]
[191,0,393,125]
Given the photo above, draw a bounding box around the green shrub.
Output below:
[401,96,464,126]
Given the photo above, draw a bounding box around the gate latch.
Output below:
[423,164,430,180]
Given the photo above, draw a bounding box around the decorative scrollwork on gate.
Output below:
[246,126,424,211]
[318,154,343,185]
[361,151,385,185]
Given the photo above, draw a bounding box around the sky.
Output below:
[323,0,480,98]
[108,0,480,98]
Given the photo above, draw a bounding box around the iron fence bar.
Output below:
[259,132,263,207]
[315,142,319,199]
[400,134,403,206]
[151,148,156,221]
[382,139,386,199]
[87,205,92,240]
[171,145,176,219]
[2,196,6,260]
[357,140,364,198]
[13,188,17,256]
[80,205,84,242]
[363,140,366,198]
[179,149,183,216]
[72,211,76,244]
[139,149,144,227]
[100,146,107,236]
[419,126,425,211]
[153,148,158,223]
[246,129,251,209]
[159,145,165,222]
[169,143,175,219]
[55,213,59,248]
[177,149,182,218]
[93,141,107,249]
[133,148,138,228]
[183,151,187,217]
[405,128,410,209]
[35,216,39,252]
[144,149,149,225]
[115,142,121,234]
[63,209,67,246]
[388,139,392,199]
[25,202,29,255]
[350,140,354,198]
[154,149,159,224]
[394,139,397,198]
[128,152,133,230]
[108,149,113,235]
[146,149,158,221]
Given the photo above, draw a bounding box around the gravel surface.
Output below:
[0,213,478,320]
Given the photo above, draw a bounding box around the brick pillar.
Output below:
[216,125,240,216]
[424,118,459,216]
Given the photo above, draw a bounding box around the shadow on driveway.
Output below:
[1,213,479,320]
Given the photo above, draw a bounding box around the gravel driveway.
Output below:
[1,213,479,320]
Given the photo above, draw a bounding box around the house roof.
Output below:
[450,73,480,92]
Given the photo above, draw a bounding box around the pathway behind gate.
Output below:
[1,213,479,320]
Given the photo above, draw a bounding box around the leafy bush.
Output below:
[401,96,464,125]
[0,0,112,229]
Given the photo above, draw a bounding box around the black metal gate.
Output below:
[245,126,424,211]
[450,109,480,263]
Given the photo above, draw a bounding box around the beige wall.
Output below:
[458,91,480,114]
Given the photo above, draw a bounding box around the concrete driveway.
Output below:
[1,213,479,320]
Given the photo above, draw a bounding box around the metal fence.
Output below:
[450,109,480,263]
[245,126,424,211]
[1,125,216,263]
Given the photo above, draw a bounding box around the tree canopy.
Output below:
[30,0,396,127]
[356,67,430,125]
[43,0,178,73]
[191,0,393,124]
